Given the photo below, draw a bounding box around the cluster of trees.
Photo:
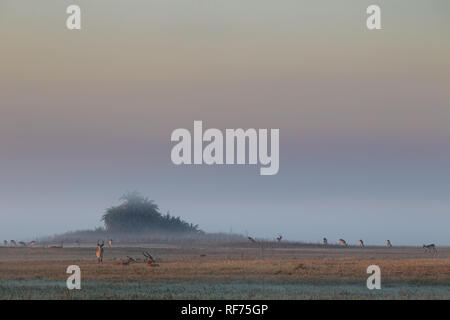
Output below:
[101,192,201,234]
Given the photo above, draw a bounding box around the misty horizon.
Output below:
[1,0,449,246]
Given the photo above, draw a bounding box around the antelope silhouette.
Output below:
[423,244,437,253]
[248,237,256,243]
[143,251,160,267]
[116,256,136,266]
[96,241,104,263]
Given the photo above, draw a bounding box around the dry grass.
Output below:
[0,244,449,299]
[0,245,449,284]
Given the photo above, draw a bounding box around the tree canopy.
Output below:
[101,192,200,233]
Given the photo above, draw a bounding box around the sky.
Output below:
[0,1,449,245]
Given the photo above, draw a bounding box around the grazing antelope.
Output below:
[423,244,437,253]
[143,251,160,267]
[10,240,17,246]
[116,256,136,266]
[18,241,27,247]
[108,239,113,248]
[96,241,104,263]
[338,239,348,246]
[29,241,36,247]
[359,240,365,248]
[276,235,282,242]
[323,237,328,245]
[248,237,256,243]
[3,240,7,246]
[386,240,392,248]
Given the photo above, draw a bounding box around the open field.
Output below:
[0,243,449,299]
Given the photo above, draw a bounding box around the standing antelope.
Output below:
[338,239,348,246]
[248,237,256,243]
[143,251,160,267]
[386,240,392,248]
[359,240,365,248]
[108,239,113,248]
[96,241,105,263]
[323,237,328,245]
[10,240,17,246]
[423,244,437,253]
[276,235,282,242]
[3,240,7,246]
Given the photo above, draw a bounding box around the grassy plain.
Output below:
[0,242,449,299]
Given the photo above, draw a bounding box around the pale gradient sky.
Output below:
[0,1,449,244]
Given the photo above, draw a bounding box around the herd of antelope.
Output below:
[2,240,36,247]
[325,238,436,253]
[325,237,436,252]
[1,236,439,264]
[2,240,62,248]
[246,235,438,253]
